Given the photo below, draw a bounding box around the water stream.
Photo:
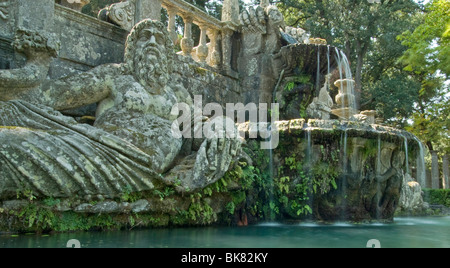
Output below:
[333,47,357,113]
[414,136,427,187]
[376,135,382,220]
[316,46,321,95]
[403,136,409,174]
[304,125,314,219]
[340,129,348,220]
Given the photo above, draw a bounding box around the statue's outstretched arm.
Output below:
[35,64,122,111]
[0,29,120,111]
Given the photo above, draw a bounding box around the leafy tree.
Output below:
[366,72,421,127]
[406,85,449,153]
[398,0,450,78]
[398,0,450,152]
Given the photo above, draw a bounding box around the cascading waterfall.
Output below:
[340,128,349,220]
[266,123,275,220]
[316,46,321,95]
[331,47,358,120]
[327,45,331,80]
[403,136,409,175]
[376,135,382,219]
[414,136,427,187]
[377,135,382,174]
[340,50,357,111]
[343,129,348,171]
[304,123,314,220]
[335,47,345,109]
[306,127,312,164]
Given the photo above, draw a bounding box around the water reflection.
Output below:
[1,217,449,248]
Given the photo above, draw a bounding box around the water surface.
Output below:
[1,216,449,248]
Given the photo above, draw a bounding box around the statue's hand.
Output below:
[240,6,267,34]
[193,132,241,186]
[163,116,242,193]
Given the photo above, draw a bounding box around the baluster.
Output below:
[181,16,194,57]
[221,28,233,71]
[166,7,178,45]
[196,25,209,63]
[207,29,221,68]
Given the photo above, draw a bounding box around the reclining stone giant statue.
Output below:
[0,19,241,201]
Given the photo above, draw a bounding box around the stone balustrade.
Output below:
[83,0,240,73]
[160,0,240,72]
[161,0,228,68]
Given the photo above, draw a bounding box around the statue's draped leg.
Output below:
[0,101,158,199]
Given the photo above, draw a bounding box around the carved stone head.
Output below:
[265,5,284,28]
[124,19,174,91]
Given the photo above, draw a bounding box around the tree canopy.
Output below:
[399,0,450,153]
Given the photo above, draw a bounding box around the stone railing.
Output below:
[95,0,240,74]
[162,0,240,73]
[162,0,225,68]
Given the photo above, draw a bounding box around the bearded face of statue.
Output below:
[134,28,169,90]
[125,20,173,93]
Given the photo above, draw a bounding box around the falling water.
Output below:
[333,48,358,115]
[343,129,348,172]
[403,136,409,175]
[327,45,331,79]
[339,50,353,80]
[304,124,314,220]
[335,48,345,109]
[326,45,331,93]
[316,47,321,95]
[306,127,312,164]
[267,124,275,218]
[414,136,427,187]
[340,50,357,112]
[376,135,382,220]
[340,128,348,221]
[377,135,382,173]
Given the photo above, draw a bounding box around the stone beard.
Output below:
[134,46,169,90]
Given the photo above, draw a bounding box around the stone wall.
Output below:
[50,4,128,78]
[173,54,241,107]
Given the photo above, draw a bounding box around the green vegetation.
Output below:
[423,189,450,207]
[399,0,450,155]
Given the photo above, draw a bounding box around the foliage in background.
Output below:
[423,188,450,207]
[398,0,450,78]
[398,0,450,153]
